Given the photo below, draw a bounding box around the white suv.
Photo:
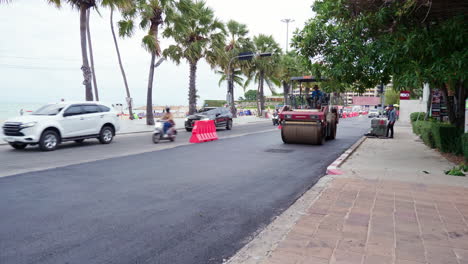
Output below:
[2,102,120,151]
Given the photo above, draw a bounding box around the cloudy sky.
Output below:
[0,0,314,107]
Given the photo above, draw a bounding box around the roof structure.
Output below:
[352,96,381,106]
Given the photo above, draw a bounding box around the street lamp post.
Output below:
[227,52,272,117]
[281,18,295,52]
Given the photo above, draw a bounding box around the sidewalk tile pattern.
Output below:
[263,178,468,264]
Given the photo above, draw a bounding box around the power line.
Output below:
[0,55,80,62]
[0,63,79,71]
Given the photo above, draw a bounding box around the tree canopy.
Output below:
[292,0,467,126]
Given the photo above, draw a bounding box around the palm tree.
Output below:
[163,0,225,115]
[101,0,134,118]
[120,0,175,125]
[87,9,99,100]
[244,34,281,115]
[49,0,96,101]
[206,20,253,117]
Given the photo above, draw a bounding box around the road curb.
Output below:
[326,136,367,175]
[225,176,336,264]
[225,136,368,264]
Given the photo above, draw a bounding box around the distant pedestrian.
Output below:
[386,104,397,138]
[20,109,24,116]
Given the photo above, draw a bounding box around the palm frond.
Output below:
[142,34,160,55]
[118,19,134,37]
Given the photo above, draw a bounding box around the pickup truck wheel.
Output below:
[9,143,27,150]
[74,139,85,143]
[99,126,114,144]
[226,120,232,130]
[39,130,59,151]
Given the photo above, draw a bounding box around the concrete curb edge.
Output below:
[326,136,367,175]
[225,135,369,264]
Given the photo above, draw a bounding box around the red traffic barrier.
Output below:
[342,112,347,118]
[189,120,218,143]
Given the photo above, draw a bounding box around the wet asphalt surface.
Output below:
[0,117,370,264]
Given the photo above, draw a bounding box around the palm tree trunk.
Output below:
[79,4,93,101]
[260,71,265,114]
[188,61,198,115]
[146,52,156,125]
[282,81,290,105]
[87,9,98,101]
[229,76,237,117]
[110,8,133,119]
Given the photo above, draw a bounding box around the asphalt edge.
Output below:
[224,176,336,264]
[326,136,367,175]
[225,136,367,264]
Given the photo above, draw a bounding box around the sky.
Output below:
[0,0,314,107]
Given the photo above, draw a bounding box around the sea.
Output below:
[0,102,45,123]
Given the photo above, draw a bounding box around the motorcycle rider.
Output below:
[160,107,175,135]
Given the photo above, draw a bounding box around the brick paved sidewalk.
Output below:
[264,178,468,264]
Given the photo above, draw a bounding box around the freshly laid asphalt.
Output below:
[0,117,370,264]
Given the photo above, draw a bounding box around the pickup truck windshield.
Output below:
[32,104,66,116]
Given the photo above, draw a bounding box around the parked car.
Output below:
[2,102,120,151]
[368,109,380,118]
[185,107,233,131]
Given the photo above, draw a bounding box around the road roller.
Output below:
[279,76,339,145]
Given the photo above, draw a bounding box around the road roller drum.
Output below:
[281,121,324,145]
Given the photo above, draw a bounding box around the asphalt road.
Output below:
[0,122,274,178]
[0,117,370,264]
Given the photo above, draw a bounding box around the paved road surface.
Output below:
[0,117,370,264]
[0,122,273,178]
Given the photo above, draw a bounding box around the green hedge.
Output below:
[203,100,227,107]
[418,121,436,148]
[431,123,463,154]
[463,133,468,162]
[412,119,464,155]
[410,112,426,123]
[412,120,422,135]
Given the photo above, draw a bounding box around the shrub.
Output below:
[410,112,426,123]
[431,123,463,154]
[418,121,435,148]
[463,133,468,162]
[412,120,421,135]
[203,100,227,107]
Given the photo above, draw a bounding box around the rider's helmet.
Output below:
[166,107,170,113]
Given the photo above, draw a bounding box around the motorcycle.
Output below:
[272,113,280,126]
[153,120,177,144]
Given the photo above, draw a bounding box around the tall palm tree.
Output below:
[102,0,134,118]
[206,20,252,117]
[120,0,175,125]
[49,0,96,101]
[87,9,99,100]
[163,0,225,115]
[244,34,281,115]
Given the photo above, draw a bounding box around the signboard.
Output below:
[400,91,410,100]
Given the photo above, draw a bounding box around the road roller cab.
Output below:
[279,76,339,145]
